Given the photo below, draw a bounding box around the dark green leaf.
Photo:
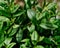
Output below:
[16,28,23,42]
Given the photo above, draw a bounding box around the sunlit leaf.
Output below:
[6,42,16,48]
[34,45,44,48]
[31,31,38,45]
[4,38,12,45]
[27,9,36,20]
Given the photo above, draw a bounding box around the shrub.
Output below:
[0,0,60,48]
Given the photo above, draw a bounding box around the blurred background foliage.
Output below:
[15,0,60,10]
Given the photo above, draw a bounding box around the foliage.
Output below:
[0,0,60,48]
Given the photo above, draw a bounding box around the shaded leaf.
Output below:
[16,28,23,42]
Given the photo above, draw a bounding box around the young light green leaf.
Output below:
[31,31,38,41]
[27,9,36,20]
[21,39,29,42]
[39,36,44,42]
[40,23,49,29]
[27,24,35,33]
[4,38,12,45]
[31,31,38,45]
[13,24,19,28]
[6,42,16,48]
[34,45,44,48]
[0,16,10,22]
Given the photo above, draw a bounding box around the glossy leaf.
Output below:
[27,9,36,20]
[31,31,38,45]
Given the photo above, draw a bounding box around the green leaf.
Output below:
[6,42,16,48]
[9,24,19,36]
[43,3,57,12]
[39,36,44,42]
[21,39,29,42]
[0,10,10,17]
[54,36,60,43]
[40,23,49,29]
[7,0,14,4]
[27,9,37,25]
[52,24,58,29]
[50,17,57,24]
[47,3,56,10]
[0,22,3,30]
[24,0,28,3]
[37,11,49,20]
[31,31,38,45]
[27,9,36,20]
[13,24,19,28]
[11,4,20,13]
[27,24,35,33]
[31,31,38,41]
[4,38,12,45]
[57,45,60,48]
[16,28,23,42]
[13,10,25,17]
[7,26,12,34]
[0,31,4,48]
[0,16,10,31]
[0,6,5,10]
[40,23,58,30]
[57,11,60,16]
[43,38,52,44]
[34,45,44,48]
[20,44,27,48]
[0,16,10,22]
[24,0,30,9]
